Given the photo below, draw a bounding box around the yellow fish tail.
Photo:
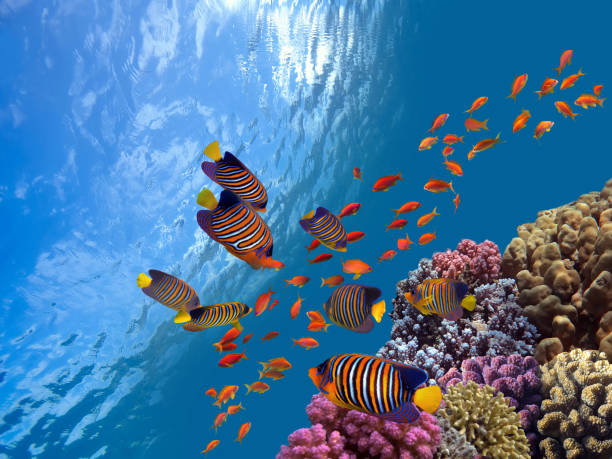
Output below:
[244,384,252,394]
[301,209,315,220]
[371,300,386,323]
[137,272,152,288]
[174,310,191,324]
[413,385,442,414]
[461,295,476,311]
[204,140,222,161]
[197,189,218,209]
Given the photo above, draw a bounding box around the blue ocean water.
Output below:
[1,0,610,457]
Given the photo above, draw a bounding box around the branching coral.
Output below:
[432,239,502,288]
[433,414,477,459]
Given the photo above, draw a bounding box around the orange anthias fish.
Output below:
[353,167,362,180]
[443,134,464,145]
[377,249,397,263]
[227,403,244,415]
[507,74,528,101]
[535,78,558,100]
[258,369,286,380]
[218,350,248,368]
[397,235,415,251]
[284,276,310,288]
[341,259,372,279]
[338,203,361,218]
[464,117,489,132]
[385,219,409,231]
[418,136,439,151]
[201,440,220,455]
[219,327,242,344]
[512,109,531,133]
[213,385,240,407]
[212,412,227,432]
[417,207,439,227]
[554,49,573,75]
[205,388,217,398]
[307,310,326,323]
[308,321,330,332]
[236,422,251,443]
[442,146,454,157]
[308,253,333,264]
[242,333,254,344]
[464,97,488,115]
[373,173,402,191]
[593,85,603,96]
[534,121,554,141]
[574,94,605,109]
[305,239,321,252]
[292,337,320,350]
[261,331,280,342]
[467,133,502,160]
[453,194,460,213]
[290,295,305,320]
[424,179,454,193]
[391,201,421,218]
[260,357,292,371]
[443,159,463,176]
[321,275,344,287]
[214,342,238,353]
[427,113,449,134]
[255,288,277,316]
[268,299,279,311]
[245,381,270,394]
[560,68,584,90]
[347,231,365,243]
[419,232,436,245]
[554,101,579,120]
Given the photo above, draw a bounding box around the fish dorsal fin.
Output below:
[314,207,330,220]
[223,152,247,169]
[218,190,242,209]
[148,269,167,283]
[390,361,428,389]
[363,286,382,305]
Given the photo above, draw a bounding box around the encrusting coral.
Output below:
[537,348,612,459]
[438,380,531,458]
[433,414,478,459]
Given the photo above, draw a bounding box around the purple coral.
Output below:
[278,393,441,459]
[432,239,501,287]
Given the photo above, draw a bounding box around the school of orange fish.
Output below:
[137,49,604,455]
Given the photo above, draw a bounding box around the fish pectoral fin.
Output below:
[204,141,222,161]
[371,300,386,323]
[174,310,192,324]
[231,320,243,332]
[461,295,476,311]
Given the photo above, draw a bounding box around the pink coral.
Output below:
[276,424,353,459]
[432,239,501,287]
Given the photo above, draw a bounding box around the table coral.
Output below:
[432,239,502,288]
[538,348,612,459]
[439,380,531,458]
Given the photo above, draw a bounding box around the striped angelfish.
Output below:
[404,278,476,321]
[197,190,273,259]
[201,141,268,212]
[178,302,251,332]
[308,353,441,424]
[137,269,200,312]
[299,207,347,252]
[324,284,386,333]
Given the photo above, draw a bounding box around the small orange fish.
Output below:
[534,121,554,141]
[205,388,217,398]
[260,357,292,371]
[245,381,270,394]
[442,146,454,157]
[554,101,579,120]
[321,275,344,287]
[464,117,489,132]
[593,85,603,96]
[443,159,463,176]
[212,412,228,432]
[424,178,454,193]
[427,113,449,134]
[464,97,488,114]
[377,249,397,263]
[307,310,326,323]
[290,295,304,320]
[385,219,409,231]
[535,78,558,99]
[242,333,254,344]
[417,207,439,227]
[574,94,605,109]
[337,203,361,218]
[507,74,528,101]
[554,50,573,75]
[397,235,415,251]
[307,321,330,332]
[512,109,531,133]
[467,133,502,160]
[258,369,286,380]
[213,342,238,353]
[341,259,372,279]
[419,232,436,245]
[560,68,584,90]
[219,327,241,345]
[261,331,280,342]
[226,403,244,415]
[236,422,251,443]
[201,439,220,455]
[305,239,321,252]
[391,201,421,218]
[372,173,402,192]
[308,253,333,264]
[218,350,248,368]
[268,299,279,311]
[213,385,240,407]
[284,276,310,288]
[353,167,362,180]
[254,288,277,316]
[346,231,365,243]
[292,337,320,350]
[419,136,439,151]
[453,194,460,213]
[443,134,464,145]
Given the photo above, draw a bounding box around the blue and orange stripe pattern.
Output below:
[299,207,347,251]
[324,284,378,330]
[142,269,199,311]
[188,302,251,329]
[409,278,468,316]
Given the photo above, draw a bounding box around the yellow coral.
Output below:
[439,381,530,459]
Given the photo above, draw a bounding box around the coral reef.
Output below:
[277,393,441,459]
[439,380,531,459]
[500,178,612,362]
[432,239,502,288]
[537,348,612,459]
[433,414,478,459]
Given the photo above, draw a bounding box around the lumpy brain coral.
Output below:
[538,348,612,459]
[438,380,530,459]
